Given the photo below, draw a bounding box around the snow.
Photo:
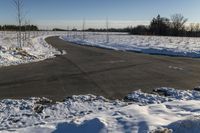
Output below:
[2,32,200,132]
[2,31,200,67]
[1,88,200,133]
[126,87,200,105]
[61,33,200,57]
[0,31,65,67]
[167,116,200,133]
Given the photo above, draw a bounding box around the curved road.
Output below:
[1,36,200,100]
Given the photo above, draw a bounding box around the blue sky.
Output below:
[0,0,200,29]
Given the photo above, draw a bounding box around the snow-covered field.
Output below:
[61,32,200,57]
[1,88,200,133]
[0,31,65,67]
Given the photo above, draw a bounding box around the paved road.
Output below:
[1,36,200,100]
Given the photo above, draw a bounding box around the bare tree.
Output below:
[194,23,200,32]
[192,23,200,37]
[189,23,195,32]
[13,0,24,48]
[171,14,188,36]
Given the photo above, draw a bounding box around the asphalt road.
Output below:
[1,36,200,100]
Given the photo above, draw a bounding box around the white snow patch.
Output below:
[60,33,200,57]
[166,116,200,133]
[0,31,65,67]
[127,87,200,105]
[1,88,200,132]
[168,66,183,71]
[8,118,107,133]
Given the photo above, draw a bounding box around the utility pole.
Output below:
[67,26,70,37]
[106,17,109,43]
[24,20,28,41]
[3,26,6,37]
[28,20,31,39]
[82,18,86,40]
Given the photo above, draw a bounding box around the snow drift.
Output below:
[0,32,64,67]
[1,88,200,133]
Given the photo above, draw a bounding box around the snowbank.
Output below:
[0,32,64,67]
[1,88,200,133]
[60,33,200,57]
[127,87,200,105]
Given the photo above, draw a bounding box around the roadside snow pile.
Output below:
[23,35,62,60]
[1,88,200,133]
[127,87,200,105]
[126,90,170,104]
[61,33,200,57]
[0,32,63,67]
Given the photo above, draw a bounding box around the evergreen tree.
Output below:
[149,14,171,36]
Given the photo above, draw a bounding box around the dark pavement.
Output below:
[1,36,200,100]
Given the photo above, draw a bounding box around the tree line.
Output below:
[68,13,200,38]
[0,25,38,31]
[129,14,200,37]
[86,28,129,32]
